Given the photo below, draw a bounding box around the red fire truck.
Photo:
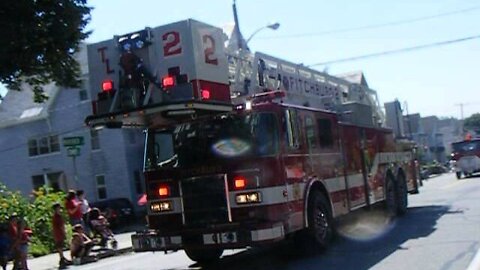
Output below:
[85,19,419,263]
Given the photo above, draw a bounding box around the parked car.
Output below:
[420,167,430,180]
[428,164,448,175]
[90,198,135,228]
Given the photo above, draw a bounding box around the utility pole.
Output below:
[455,103,467,120]
[455,103,469,136]
[404,101,413,139]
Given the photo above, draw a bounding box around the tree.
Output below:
[464,113,480,134]
[0,0,91,103]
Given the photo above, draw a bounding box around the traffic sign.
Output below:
[63,136,84,147]
[67,147,81,157]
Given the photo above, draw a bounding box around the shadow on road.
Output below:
[461,173,480,180]
[175,205,451,270]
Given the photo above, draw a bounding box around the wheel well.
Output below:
[304,180,333,228]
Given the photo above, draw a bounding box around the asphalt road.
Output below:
[71,172,480,270]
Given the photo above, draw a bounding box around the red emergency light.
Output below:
[201,89,211,100]
[158,185,170,197]
[234,176,247,190]
[162,76,175,88]
[102,80,114,92]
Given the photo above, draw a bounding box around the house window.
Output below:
[134,170,143,194]
[91,130,100,150]
[79,89,88,101]
[49,136,60,152]
[31,172,63,191]
[28,135,60,157]
[96,175,107,199]
[32,175,45,190]
[28,139,38,156]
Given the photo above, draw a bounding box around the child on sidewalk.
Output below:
[52,203,72,269]
[8,214,31,270]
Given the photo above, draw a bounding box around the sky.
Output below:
[2,0,479,119]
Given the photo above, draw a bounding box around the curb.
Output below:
[115,246,133,255]
[96,246,133,259]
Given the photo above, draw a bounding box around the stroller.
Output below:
[88,208,117,249]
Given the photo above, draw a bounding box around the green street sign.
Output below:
[63,136,84,147]
[67,147,80,157]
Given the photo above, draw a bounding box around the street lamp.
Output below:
[231,0,279,50]
[245,22,280,45]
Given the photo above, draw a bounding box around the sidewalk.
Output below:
[27,232,135,270]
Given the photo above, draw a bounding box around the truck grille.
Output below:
[181,174,230,227]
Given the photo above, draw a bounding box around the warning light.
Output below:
[234,177,246,190]
[158,185,170,197]
[162,76,175,88]
[102,80,114,92]
[201,89,211,100]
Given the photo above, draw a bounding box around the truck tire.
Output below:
[456,171,462,179]
[184,247,223,265]
[306,190,333,251]
[384,175,397,218]
[396,174,408,215]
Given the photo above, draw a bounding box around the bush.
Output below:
[0,184,29,222]
[0,183,71,257]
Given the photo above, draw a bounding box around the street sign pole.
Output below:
[72,155,79,188]
[63,137,83,189]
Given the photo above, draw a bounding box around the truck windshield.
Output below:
[452,140,480,153]
[144,112,278,170]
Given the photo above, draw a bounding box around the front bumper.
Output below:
[131,223,285,252]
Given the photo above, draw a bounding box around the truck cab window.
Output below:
[305,116,317,149]
[317,118,333,148]
[144,113,278,170]
[253,113,279,155]
[285,109,300,150]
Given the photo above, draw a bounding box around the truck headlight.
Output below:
[236,192,262,204]
[150,201,173,212]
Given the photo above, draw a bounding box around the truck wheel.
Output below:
[384,175,397,218]
[184,247,223,265]
[395,174,408,215]
[306,190,333,251]
[456,171,462,179]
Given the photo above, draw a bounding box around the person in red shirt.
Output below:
[8,214,30,270]
[65,190,83,226]
[52,203,72,269]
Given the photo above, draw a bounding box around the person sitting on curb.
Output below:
[52,203,72,269]
[70,224,97,265]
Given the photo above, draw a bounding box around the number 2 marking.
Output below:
[162,31,182,56]
[203,34,218,65]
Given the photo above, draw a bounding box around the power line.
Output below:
[261,5,480,39]
[0,125,87,154]
[308,34,480,67]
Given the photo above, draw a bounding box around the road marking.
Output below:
[467,248,480,270]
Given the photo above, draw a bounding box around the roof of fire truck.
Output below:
[85,19,386,130]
